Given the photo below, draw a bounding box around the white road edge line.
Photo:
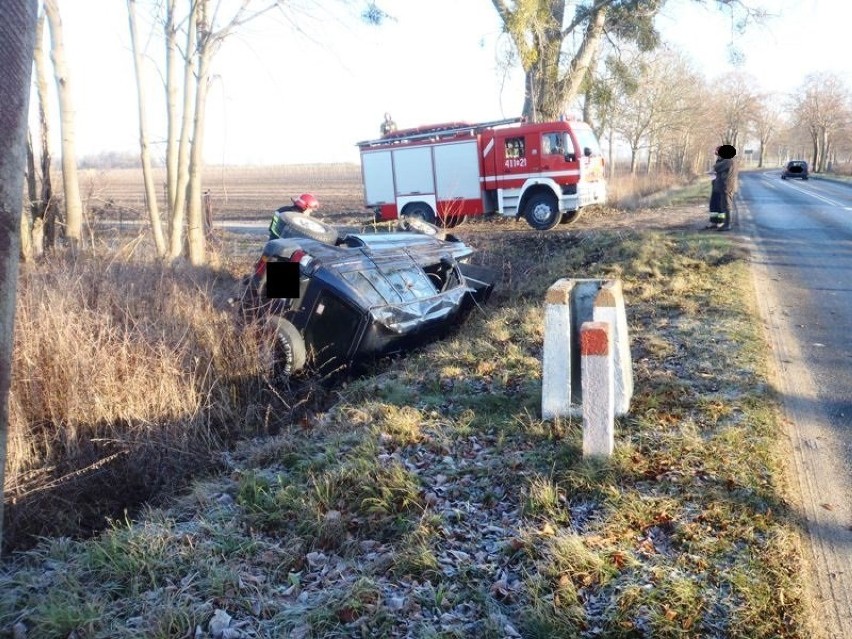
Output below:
[768,175,847,208]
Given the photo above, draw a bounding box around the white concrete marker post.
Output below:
[592,280,633,415]
[581,321,615,457]
[542,279,574,419]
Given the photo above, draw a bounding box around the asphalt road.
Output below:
[737,170,852,638]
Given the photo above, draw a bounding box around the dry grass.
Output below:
[0,173,813,638]
[1,222,812,638]
[606,171,691,210]
[4,251,293,550]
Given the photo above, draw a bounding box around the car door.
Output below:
[303,288,366,373]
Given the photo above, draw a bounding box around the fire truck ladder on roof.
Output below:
[356,117,524,148]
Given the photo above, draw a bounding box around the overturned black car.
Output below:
[242,213,496,380]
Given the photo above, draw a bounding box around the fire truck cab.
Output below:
[357,117,607,230]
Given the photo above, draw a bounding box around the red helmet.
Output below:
[293,193,319,211]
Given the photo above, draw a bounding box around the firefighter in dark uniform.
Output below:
[268,193,320,240]
[707,144,738,231]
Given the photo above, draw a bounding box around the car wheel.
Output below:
[803,176,808,180]
[401,202,437,225]
[277,211,339,244]
[398,216,447,240]
[262,317,307,382]
[524,193,561,230]
[559,209,581,225]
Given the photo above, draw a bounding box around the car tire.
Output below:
[523,192,561,230]
[263,317,307,381]
[401,202,437,225]
[398,216,447,240]
[559,209,581,225]
[277,211,339,245]
[781,175,787,180]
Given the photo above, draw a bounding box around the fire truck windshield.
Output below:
[573,126,602,157]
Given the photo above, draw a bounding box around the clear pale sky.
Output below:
[45,0,851,165]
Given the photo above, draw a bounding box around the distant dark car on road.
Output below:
[781,160,809,180]
[241,212,496,380]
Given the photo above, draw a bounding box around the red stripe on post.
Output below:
[581,321,610,356]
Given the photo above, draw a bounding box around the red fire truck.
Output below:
[356,117,607,230]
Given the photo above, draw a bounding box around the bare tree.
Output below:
[751,94,782,168]
[43,0,83,253]
[130,1,285,264]
[167,0,198,260]
[21,133,42,261]
[608,48,705,174]
[32,10,59,250]
[127,0,167,257]
[164,0,180,227]
[709,71,761,148]
[790,73,850,173]
[0,0,38,554]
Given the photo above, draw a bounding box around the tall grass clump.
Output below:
[5,254,272,550]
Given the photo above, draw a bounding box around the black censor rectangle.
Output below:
[266,261,300,299]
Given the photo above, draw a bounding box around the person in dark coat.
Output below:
[707,144,738,231]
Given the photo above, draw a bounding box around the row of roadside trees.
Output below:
[15,0,852,268]
[22,0,299,265]
[584,50,851,178]
[491,1,851,177]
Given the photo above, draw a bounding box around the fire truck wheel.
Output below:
[524,193,561,230]
[277,211,339,245]
[398,217,447,240]
[559,209,581,225]
[401,202,437,225]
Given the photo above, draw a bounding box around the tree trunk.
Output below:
[164,0,179,227]
[33,10,57,250]
[43,0,83,253]
[21,134,37,262]
[818,127,829,173]
[127,0,167,258]
[186,35,212,265]
[811,135,819,172]
[0,0,38,555]
[607,127,615,178]
[556,6,608,119]
[168,0,197,260]
[518,3,607,122]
